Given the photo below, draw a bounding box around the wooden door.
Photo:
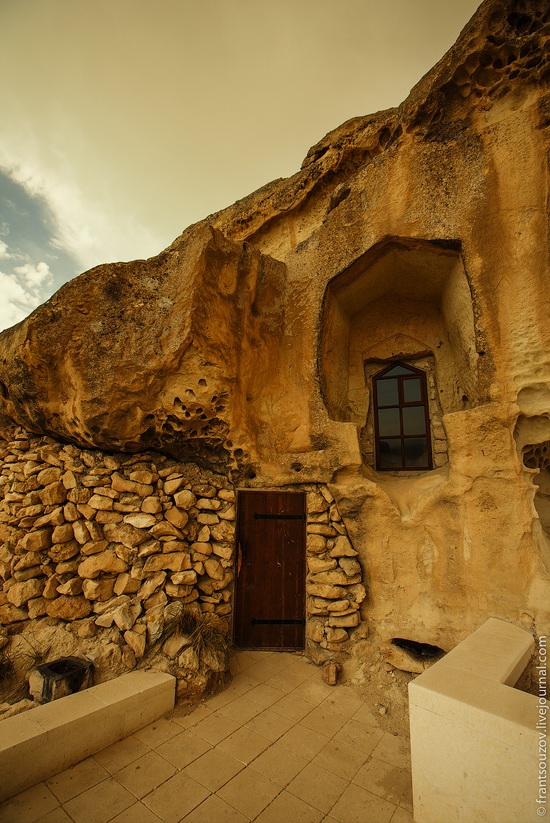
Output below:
[234,490,306,650]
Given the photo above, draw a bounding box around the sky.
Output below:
[0,0,482,332]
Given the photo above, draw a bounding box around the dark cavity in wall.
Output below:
[391,638,446,662]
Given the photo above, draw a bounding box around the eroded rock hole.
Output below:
[391,638,446,662]
[507,12,532,34]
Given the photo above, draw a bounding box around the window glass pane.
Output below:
[404,438,429,467]
[378,439,402,469]
[381,364,416,377]
[378,408,400,437]
[376,378,398,406]
[402,406,427,435]
[403,378,422,403]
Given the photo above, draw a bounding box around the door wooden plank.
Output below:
[234,490,305,650]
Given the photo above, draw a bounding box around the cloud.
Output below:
[15,260,52,288]
[0,149,162,273]
[0,237,53,331]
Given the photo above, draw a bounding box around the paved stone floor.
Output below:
[0,651,414,823]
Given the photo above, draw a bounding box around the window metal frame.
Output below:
[373,361,433,472]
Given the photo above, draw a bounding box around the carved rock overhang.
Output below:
[0,0,547,475]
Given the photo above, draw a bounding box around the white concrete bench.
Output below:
[409,617,539,823]
[0,670,175,802]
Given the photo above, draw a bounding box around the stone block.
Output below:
[172,489,196,509]
[103,522,148,548]
[142,552,191,574]
[46,596,92,620]
[0,670,175,801]
[39,482,67,506]
[18,529,52,553]
[7,578,44,606]
[165,507,189,529]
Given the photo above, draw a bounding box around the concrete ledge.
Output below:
[0,670,176,802]
[409,618,538,823]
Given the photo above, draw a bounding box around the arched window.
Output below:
[373,362,432,471]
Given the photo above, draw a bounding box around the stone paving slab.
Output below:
[0,652,413,823]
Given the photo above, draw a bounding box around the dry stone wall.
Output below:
[304,486,367,658]
[0,427,368,704]
[0,427,237,697]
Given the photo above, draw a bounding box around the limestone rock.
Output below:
[39,481,67,506]
[203,557,224,580]
[37,467,62,485]
[307,491,330,514]
[93,594,130,615]
[306,619,325,643]
[81,539,109,556]
[329,537,358,558]
[42,575,60,599]
[325,627,348,643]
[307,558,337,574]
[112,474,153,497]
[164,477,185,495]
[56,577,83,596]
[18,529,52,553]
[52,523,74,544]
[322,662,340,685]
[348,584,367,604]
[307,534,327,555]
[124,513,157,529]
[27,597,48,618]
[7,578,43,606]
[170,570,197,585]
[142,553,191,574]
[307,583,348,600]
[0,604,27,623]
[165,507,189,530]
[103,522,148,548]
[124,628,146,658]
[49,539,80,563]
[137,571,167,601]
[382,643,426,674]
[88,494,114,510]
[112,601,142,631]
[178,646,199,671]
[46,596,92,620]
[141,496,162,514]
[338,557,362,577]
[13,565,42,582]
[309,569,361,587]
[150,522,183,539]
[78,550,128,579]
[143,590,167,610]
[209,521,233,542]
[211,543,233,561]
[218,506,236,521]
[328,612,360,628]
[173,490,196,510]
[163,633,192,658]
[82,578,116,600]
[113,572,141,596]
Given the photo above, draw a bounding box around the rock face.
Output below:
[1,0,549,667]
